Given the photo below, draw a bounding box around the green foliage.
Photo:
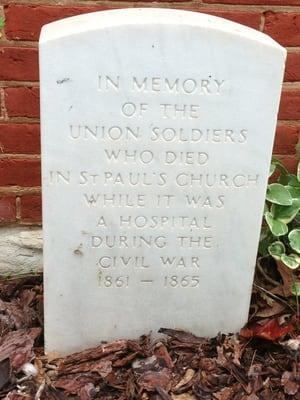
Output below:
[265,212,288,236]
[266,183,292,206]
[0,17,4,30]
[281,254,300,269]
[261,157,300,271]
[289,229,300,253]
[291,281,300,296]
[268,241,285,259]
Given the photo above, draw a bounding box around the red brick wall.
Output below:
[0,0,299,225]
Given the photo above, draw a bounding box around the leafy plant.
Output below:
[0,16,4,30]
[259,157,300,270]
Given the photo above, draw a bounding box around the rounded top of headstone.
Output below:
[39,8,284,53]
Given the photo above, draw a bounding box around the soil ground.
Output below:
[0,263,299,400]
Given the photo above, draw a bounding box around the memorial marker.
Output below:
[40,8,286,355]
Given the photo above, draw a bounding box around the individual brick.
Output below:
[274,125,300,155]
[189,7,261,29]
[0,124,40,154]
[20,195,42,222]
[264,12,300,47]
[0,196,16,223]
[0,47,38,81]
[285,52,300,82]
[0,158,41,187]
[4,4,112,41]
[278,90,300,120]
[4,87,39,118]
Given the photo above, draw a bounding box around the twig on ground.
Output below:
[253,283,296,313]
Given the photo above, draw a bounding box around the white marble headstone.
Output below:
[40,8,286,355]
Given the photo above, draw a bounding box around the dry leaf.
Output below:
[158,328,203,344]
[171,394,197,400]
[137,369,172,392]
[0,328,41,372]
[154,343,173,369]
[173,369,195,391]
[281,371,299,395]
[213,387,236,400]
[272,261,294,297]
[240,319,294,341]
[256,302,285,318]
[54,374,97,395]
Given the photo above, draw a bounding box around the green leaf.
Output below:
[268,241,285,260]
[289,229,300,253]
[269,163,276,178]
[281,254,300,269]
[271,156,286,170]
[266,183,293,205]
[270,158,290,184]
[258,228,274,256]
[271,199,300,224]
[279,174,291,185]
[287,185,300,199]
[288,174,300,187]
[294,213,300,225]
[297,162,300,182]
[265,212,288,236]
[291,281,300,296]
[0,17,4,30]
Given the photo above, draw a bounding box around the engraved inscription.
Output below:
[50,74,260,287]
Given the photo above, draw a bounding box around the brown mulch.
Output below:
[0,271,299,400]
